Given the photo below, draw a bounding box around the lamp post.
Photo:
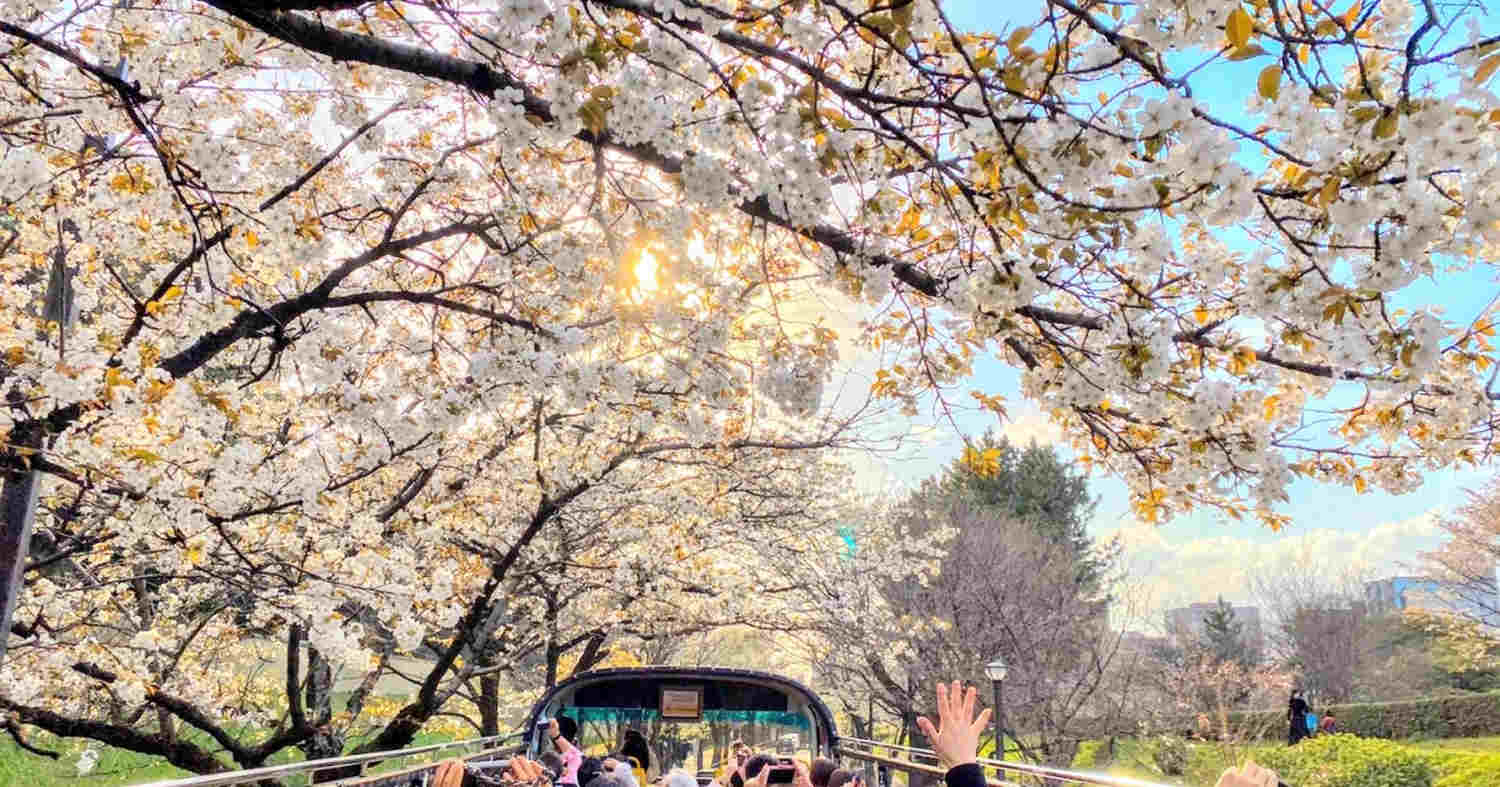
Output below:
[984,658,1007,761]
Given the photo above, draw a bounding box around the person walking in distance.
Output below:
[1287,690,1311,745]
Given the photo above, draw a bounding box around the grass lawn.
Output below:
[1069,735,1500,786]
[1404,735,1500,754]
[0,729,470,787]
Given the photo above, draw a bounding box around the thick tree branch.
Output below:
[196,0,943,296]
[0,698,231,775]
[0,21,154,103]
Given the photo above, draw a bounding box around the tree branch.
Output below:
[0,698,231,775]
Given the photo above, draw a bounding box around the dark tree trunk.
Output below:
[544,591,560,688]
[304,648,349,783]
[480,670,502,737]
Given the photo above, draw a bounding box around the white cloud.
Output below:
[1000,406,1063,446]
[1104,511,1448,631]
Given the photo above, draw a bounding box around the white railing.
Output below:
[135,733,523,787]
[838,736,1171,787]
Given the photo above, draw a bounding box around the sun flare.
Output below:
[634,250,661,294]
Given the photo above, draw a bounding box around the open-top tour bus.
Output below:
[519,667,841,780]
[137,666,1169,787]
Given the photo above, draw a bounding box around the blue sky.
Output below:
[852,0,1500,623]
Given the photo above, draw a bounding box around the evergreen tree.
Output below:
[928,432,1105,590]
[1202,596,1248,666]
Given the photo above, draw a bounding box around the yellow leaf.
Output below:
[891,2,913,31]
[1225,44,1269,61]
[1373,111,1398,139]
[1193,307,1210,325]
[144,380,173,404]
[1353,475,1368,494]
[1475,53,1500,84]
[1318,175,1342,208]
[128,448,161,465]
[3,346,23,366]
[1006,26,1032,51]
[1257,64,1282,100]
[1340,1,1362,25]
[1227,345,1258,375]
[245,230,259,249]
[1226,6,1254,49]
[163,285,184,301]
[1263,395,1279,421]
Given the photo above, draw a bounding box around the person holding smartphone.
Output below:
[549,717,583,786]
[717,741,750,787]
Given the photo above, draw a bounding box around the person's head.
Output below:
[542,751,565,778]
[730,741,749,766]
[579,756,606,787]
[555,715,579,749]
[827,769,856,787]
[810,758,837,787]
[1291,689,1302,699]
[665,770,697,787]
[743,755,776,781]
[587,776,626,787]
[622,730,651,770]
[610,759,641,787]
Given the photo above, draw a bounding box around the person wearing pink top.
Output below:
[549,717,583,786]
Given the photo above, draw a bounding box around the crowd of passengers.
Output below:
[434,681,1281,787]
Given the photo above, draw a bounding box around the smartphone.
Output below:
[767,766,796,785]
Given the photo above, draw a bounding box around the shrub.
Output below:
[1258,734,1433,787]
[1430,752,1500,787]
[1227,692,1500,741]
[1071,740,1107,770]
[1148,735,1188,777]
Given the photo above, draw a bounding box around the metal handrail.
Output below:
[135,732,523,787]
[838,736,1169,787]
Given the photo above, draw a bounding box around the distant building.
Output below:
[1364,576,1438,615]
[1117,631,1168,656]
[1365,576,1499,630]
[1164,601,1265,656]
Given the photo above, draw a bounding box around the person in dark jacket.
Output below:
[1288,690,1311,745]
[809,757,837,787]
[622,730,652,781]
[913,679,1280,787]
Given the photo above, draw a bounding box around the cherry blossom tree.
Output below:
[5,0,1500,776]
[1420,476,1500,630]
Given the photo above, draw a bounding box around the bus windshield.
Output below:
[561,706,816,776]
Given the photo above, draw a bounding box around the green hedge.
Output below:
[1230,692,1500,740]
[1258,734,1433,787]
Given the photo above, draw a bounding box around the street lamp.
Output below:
[984,658,1008,761]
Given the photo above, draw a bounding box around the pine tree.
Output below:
[1201,596,1248,666]
[936,432,1106,590]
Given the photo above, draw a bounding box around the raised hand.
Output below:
[915,680,993,772]
[1215,761,1279,787]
